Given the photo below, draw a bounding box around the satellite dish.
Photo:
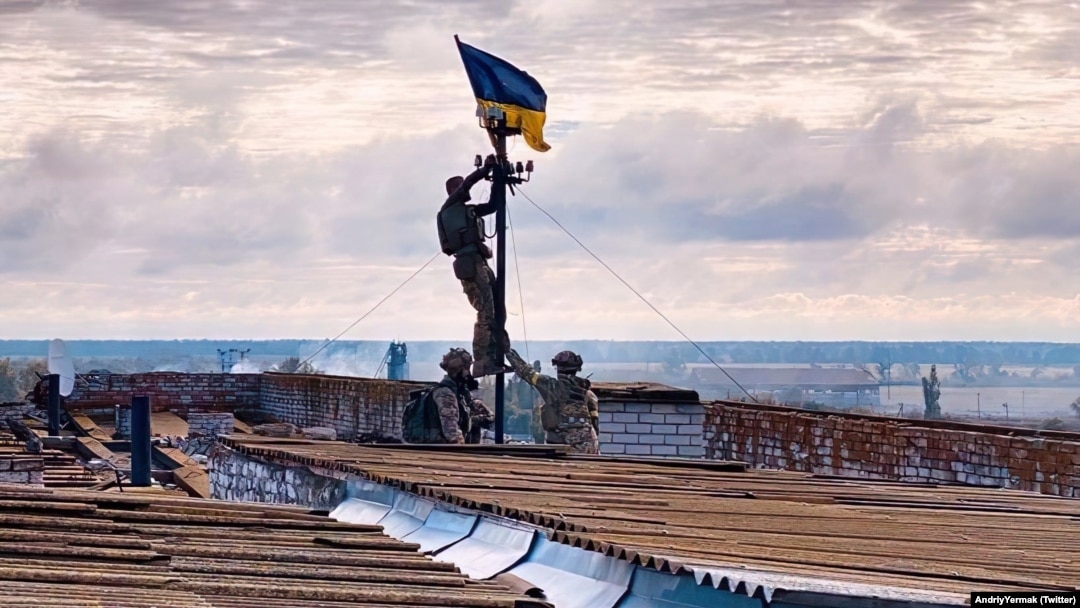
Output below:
[47,339,76,397]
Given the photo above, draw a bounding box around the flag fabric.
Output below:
[455,36,550,152]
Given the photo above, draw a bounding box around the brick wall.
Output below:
[259,373,427,442]
[0,403,34,424]
[706,401,1080,497]
[0,455,44,485]
[598,401,706,457]
[187,412,235,438]
[209,443,349,508]
[47,371,427,442]
[114,406,131,439]
[60,373,261,415]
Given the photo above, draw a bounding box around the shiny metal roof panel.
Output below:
[434,516,536,580]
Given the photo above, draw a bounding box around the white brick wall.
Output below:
[0,456,45,486]
[209,445,349,508]
[598,401,706,458]
[187,412,235,438]
[114,405,132,439]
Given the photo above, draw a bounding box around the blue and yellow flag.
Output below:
[455,36,550,152]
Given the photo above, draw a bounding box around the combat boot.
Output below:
[472,359,514,377]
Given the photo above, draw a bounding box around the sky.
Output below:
[1,0,1080,343]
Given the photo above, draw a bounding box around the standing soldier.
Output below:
[437,155,510,377]
[585,387,600,437]
[427,348,490,444]
[505,348,599,454]
[466,397,495,444]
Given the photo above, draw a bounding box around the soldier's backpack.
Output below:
[402,387,441,443]
[437,203,484,257]
[401,379,466,443]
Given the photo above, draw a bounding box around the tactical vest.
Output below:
[402,378,470,443]
[437,203,485,256]
[539,374,592,431]
[566,376,592,416]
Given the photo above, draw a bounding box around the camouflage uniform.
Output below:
[585,388,600,435]
[506,349,599,454]
[461,255,497,374]
[438,158,505,377]
[465,397,494,444]
[424,348,483,444]
[430,378,470,444]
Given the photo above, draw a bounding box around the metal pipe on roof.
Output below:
[130,396,152,487]
[47,374,60,437]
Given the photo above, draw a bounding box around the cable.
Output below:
[300,251,441,367]
[373,346,391,379]
[478,185,498,239]
[515,187,758,403]
[506,205,530,362]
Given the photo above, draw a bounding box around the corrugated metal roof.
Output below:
[590,383,701,403]
[709,399,1080,442]
[217,437,1080,601]
[0,483,550,608]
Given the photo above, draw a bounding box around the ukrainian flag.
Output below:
[455,36,550,153]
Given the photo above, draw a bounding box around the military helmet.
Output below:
[551,350,583,373]
[445,176,464,195]
[440,348,472,372]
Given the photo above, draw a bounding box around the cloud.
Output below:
[7,99,1080,339]
[520,107,917,246]
[0,1,43,16]
[0,130,124,272]
[935,143,1080,240]
[1,0,1079,342]
[5,0,1076,151]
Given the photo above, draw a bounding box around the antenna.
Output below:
[47,339,76,397]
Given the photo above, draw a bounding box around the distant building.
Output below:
[690,366,880,409]
[386,342,408,381]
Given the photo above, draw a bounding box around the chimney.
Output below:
[47,374,60,437]
[130,396,152,487]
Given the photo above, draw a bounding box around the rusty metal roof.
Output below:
[590,382,700,403]
[217,437,1080,599]
[710,399,1080,442]
[0,484,548,608]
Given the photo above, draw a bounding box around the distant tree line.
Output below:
[0,358,48,403]
[5,340,1080,366]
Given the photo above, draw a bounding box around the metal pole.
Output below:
[130,396,152,487]
[47,374,60,436]
[886,356,891,402]
[977,392,981,418]
[491,120,508,444]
